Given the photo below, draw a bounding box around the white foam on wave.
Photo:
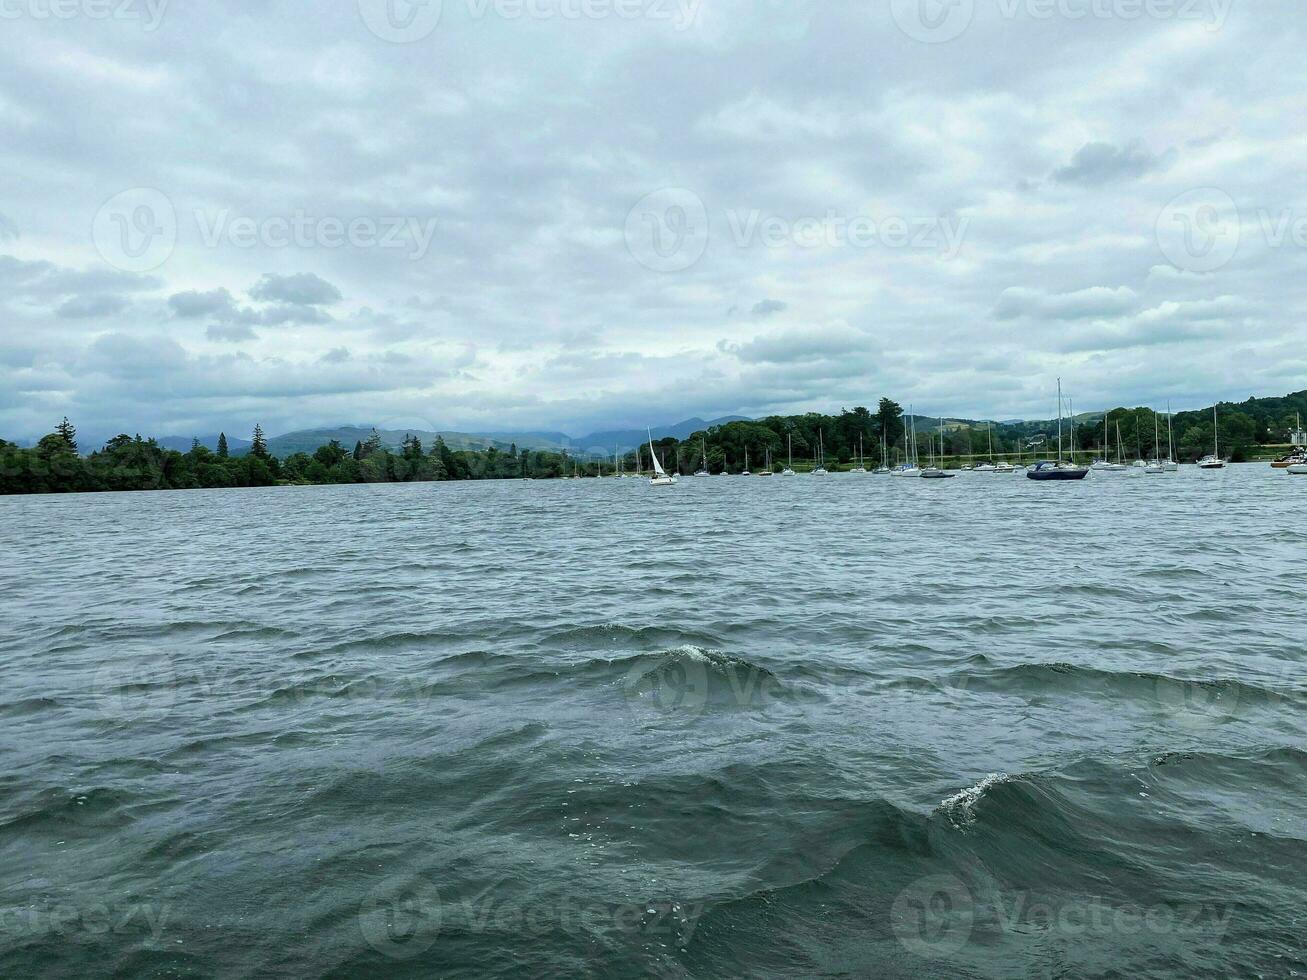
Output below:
[938,772,1010,824]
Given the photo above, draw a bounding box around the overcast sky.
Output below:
[2,0,1304,441]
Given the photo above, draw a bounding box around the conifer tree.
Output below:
[250,424,269,459]
[55,417,77,451]
[217,432,229,458]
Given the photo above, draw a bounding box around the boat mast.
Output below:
[1069,397,1076,465]
[1050,378,1061,465]
[1213,404,1220,459]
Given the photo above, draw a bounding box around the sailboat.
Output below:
[741,447,752,477]
[892,409,922,477]
[852,434,868,473]
[1091,412,1122,471]
[694,437,710,477]
[1145,413,1165,473]
[782,433,796,475]
[812,430,829,475]
[921,428,955,478]
[873,432,891,474]
[1163,402,1179,471]
[647,429,678,486]
[974,421,997,472]
[759,446,774,476]
[1197,404,1227,468]
[1028,379,1089,480]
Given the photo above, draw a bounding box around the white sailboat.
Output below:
[1144,413,1164,473]
[812,430,829,475]
[647,428,678,485]
[873,431,891,475]
[782,433,796,475]
[759,446,774,476]
[1197,404,1227,468]
[973,421,997,472]
[852,434,868,473]
[741,447,752,477]
[1163,402,1178,471]
[892,409,922,477]
[694,437,710,477]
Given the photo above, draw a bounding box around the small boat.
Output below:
[993,461,1017,474]
[694,438,710,477]
[973,421,997,471]
[1027,460,1089,481]
[782,434,797,475]
[1027,380,1089,481]
[741,447,751,477]
[891,412,920,476]
[1163,403,1179,471]
[812,430,829,475]
[1289,462,1307,475]
[852,434,868,473]
[647,429,678,486]
[1197,405,1227,469]
[873,432,891,474]
[759,447,774,476]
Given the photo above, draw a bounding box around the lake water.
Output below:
[3,466,1306,977]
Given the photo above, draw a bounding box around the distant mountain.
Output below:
[258,425,566,459]
[215,417,755,459]
[570,416,750,454]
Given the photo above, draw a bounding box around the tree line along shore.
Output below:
[3,393,1304,495]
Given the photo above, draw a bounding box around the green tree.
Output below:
[217,432,229,458]
[55,416,77,452]
[250,424,269,459]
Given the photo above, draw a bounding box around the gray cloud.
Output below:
[56,294,130,319]
[169,288,238,319]
[1,2,1305,440]
[248,273,342,307]
[1052,141,1170,186]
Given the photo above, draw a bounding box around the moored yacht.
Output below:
[1027,379,1089,481]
